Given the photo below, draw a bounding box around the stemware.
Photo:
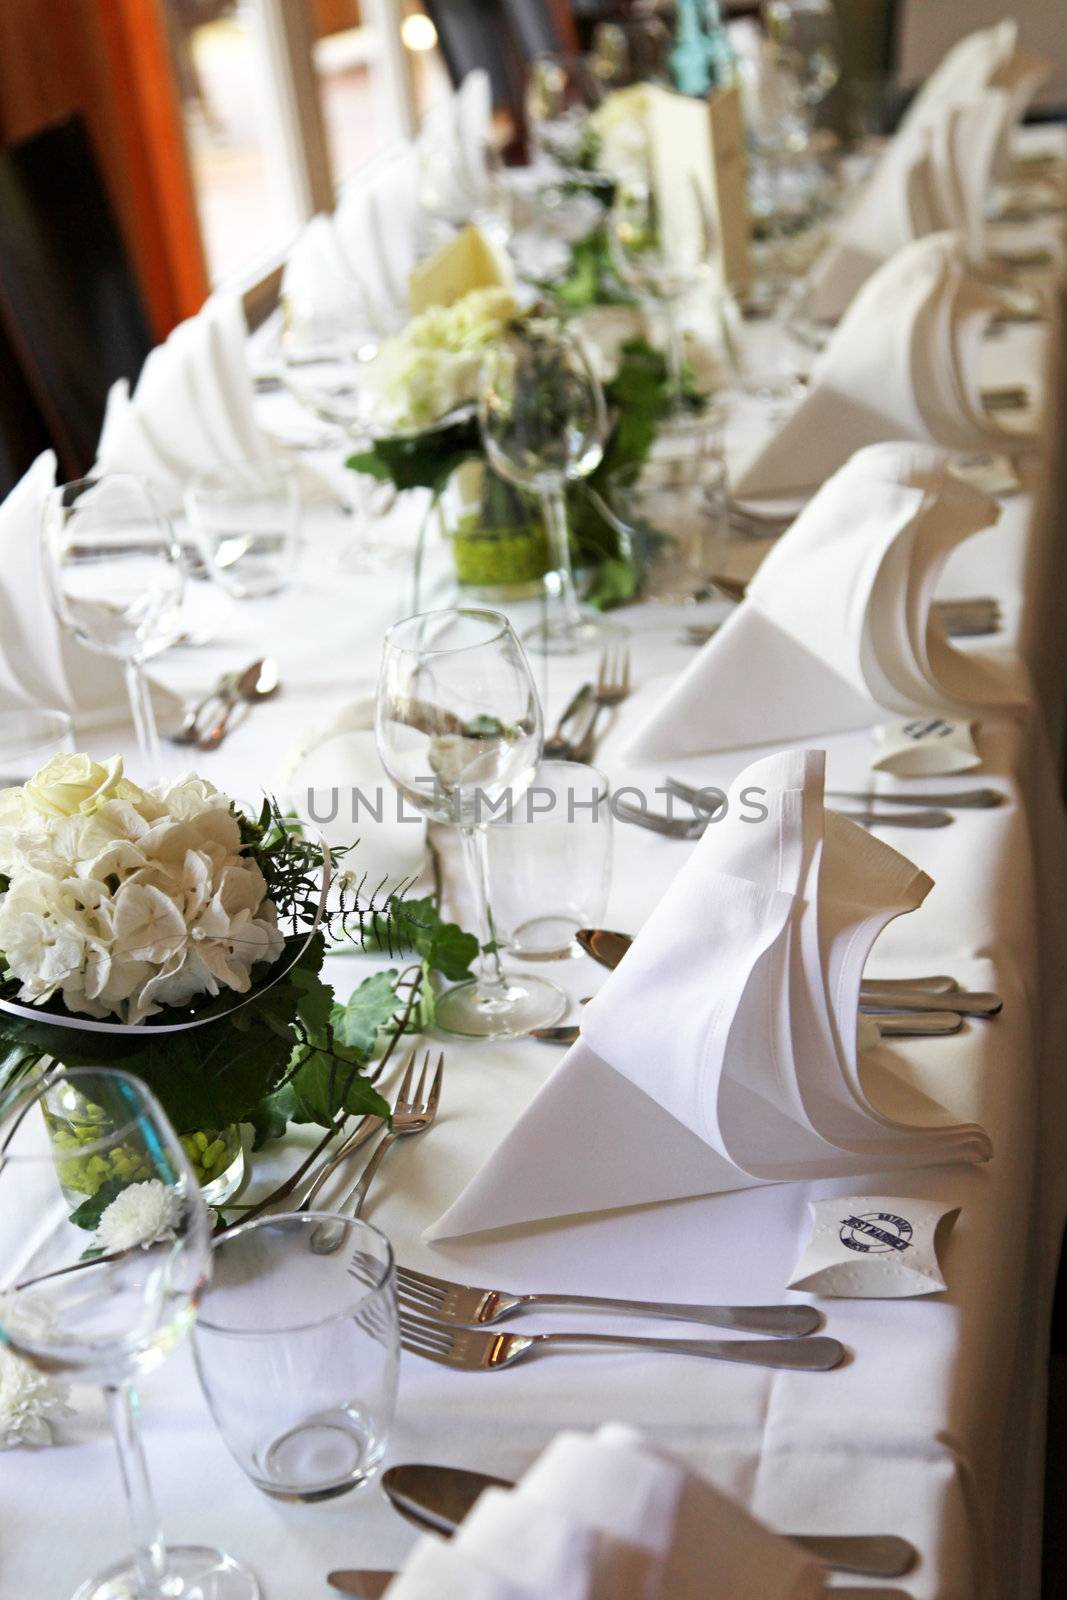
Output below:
[0,707,74,785]
[525,52,603,171]
[479,319,618,655]
[762,0,842,113]
[42,475,184,776]
[0,1067,257,1600]
[608,177,717,407]
[375,607,566,1039]
[184,462,302,600]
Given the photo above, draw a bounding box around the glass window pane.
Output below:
[165,0,302,282]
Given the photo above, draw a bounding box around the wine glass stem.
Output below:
[459,824,510,1002]
[663,302,686,408]
[541,489,583,634]
[105,1382,168,1598]
[123,659,161,778]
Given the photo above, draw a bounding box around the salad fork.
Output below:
[395,1263,821,1336]
[398,1309,845,1371]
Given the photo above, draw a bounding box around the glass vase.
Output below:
[442,461,552,600]
[42,1076,245,1210]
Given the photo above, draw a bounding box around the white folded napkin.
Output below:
[733,232,1037,502]
[624,442,1026,762]
[805,91,1013,321]
[416,68,497,224]
[96,294,273,507]
[429,746,991,1239]
[280,213,384,341]
[521,1425,826,1600]
[383,1536,533,1600]
[333,143,421,335]
[0,452,178,732]
[899,19,1019,131]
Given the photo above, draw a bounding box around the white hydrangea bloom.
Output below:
[0,758,286,1024]
[0,1298,74,1450]
[365,286,519,431]
[94,1180,184,1254]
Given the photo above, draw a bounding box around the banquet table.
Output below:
[5,129,1067,1600]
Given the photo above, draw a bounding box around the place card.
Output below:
[408,224,512,314]
[644,83,750,297]
[788,1194,960,1298]
[872,717,982,776]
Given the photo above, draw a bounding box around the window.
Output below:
[164,0,444,287]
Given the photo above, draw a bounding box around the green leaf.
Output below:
[347,414,481,494]
[288,1051,390,1129]
[332,971,401,1055]
[68,1176,128,1233]
[245,1085,300,1151]
[583,556,641,611]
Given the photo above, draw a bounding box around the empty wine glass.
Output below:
[42,475,184,776]
[526,52,603,170]
[0,1067,257,1600]
[479,319,619,655]
[375,607,566,1039]
[608,177,717,406]
[763,0,842,111]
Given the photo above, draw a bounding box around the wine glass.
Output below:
[525,52,603,171]
[608,177,717,407]
[375,607,567,1039]
[479,319,619,656]
[42,475,184,777]
[0,1067,257,1600]
[762,0,842,112]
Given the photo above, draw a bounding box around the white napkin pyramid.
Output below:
[429,747,991,1240]
[332,143,422,336]
[733,232,1037,502]
[899,19,1019,131]
[805,90,1014,321]
[96,294,273,508]
[280,212,387,342]
[385,1424,826,1599]
[624,442,1027,763]
[0,453,179,731]
[416,69,498,225]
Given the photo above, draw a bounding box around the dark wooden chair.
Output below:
[0,114,154,480]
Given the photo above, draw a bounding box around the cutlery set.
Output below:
[170,655,279,749]
[686,592,1003,645]
[543,647,632,762]
[324,1464,919,1593]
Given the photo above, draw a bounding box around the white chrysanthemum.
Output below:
[94,1180,184,1254]
[0,1298,74,1450]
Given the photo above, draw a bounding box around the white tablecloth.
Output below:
[5,132,1067,1600]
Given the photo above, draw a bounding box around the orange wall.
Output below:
[0,0,208,339]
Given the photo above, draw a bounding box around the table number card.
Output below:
[408,224,512,313]
[644,83,750,298]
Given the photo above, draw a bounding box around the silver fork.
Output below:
[310,1049,443,1253]
[396,1263,820,1336]
[398,1309,845,1372]
[568,646,632,762]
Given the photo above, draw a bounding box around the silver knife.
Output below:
[328,1570,914,1599]
[827,788,1005,810]
[861,987,1001,1018]
[833,808,954,829]
[876,1010,963,1037]
[378,1465,917,1578]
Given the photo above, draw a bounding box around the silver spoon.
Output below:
[196,657,280,750]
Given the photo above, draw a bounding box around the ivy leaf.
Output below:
[332,971,401,1055]
[245,1084,301,1150]
[288,1052,389,1129]
[347,414,481,494]
[68,1176,128,1233]
[583,556,642,611]
[390,896,479,981]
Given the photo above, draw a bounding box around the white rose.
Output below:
[24,754,144,821]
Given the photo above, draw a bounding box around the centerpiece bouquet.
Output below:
[349,284,694,608]
[0,753,477,1226]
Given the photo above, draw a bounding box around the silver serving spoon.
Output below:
[196,657,280,749]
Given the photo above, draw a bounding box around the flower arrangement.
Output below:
[362,286,519,433]
[0,755,478,1197]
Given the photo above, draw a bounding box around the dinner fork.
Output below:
[568,646,632,762]
[398,1309,845,1371]
[310,1049,443,1253]
[395,1263,821,1336]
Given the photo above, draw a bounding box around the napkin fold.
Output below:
[624,442,1026,762]
[804,91,1013,321]
[429,747,991,1240]
[96,294,273,507]
[733,232,1038,502]
[899,19,1019,131]
[332,143,423,335]
[415,69,498,228]
[0,453,178,732]
[385,1424,826,1599]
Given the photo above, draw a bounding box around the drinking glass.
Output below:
[525,53,603,170]
[618,407,729,603]
[762,0,842,111]
[608,178,717,406]
[0,1067,257,1600]
[479,319,618,656]
[376,607,566,1038]
[42,475,184,777]
[485,761,612,959]
[194,1214,398,1503]
[0,708,74,784]
[185,463,302,600]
